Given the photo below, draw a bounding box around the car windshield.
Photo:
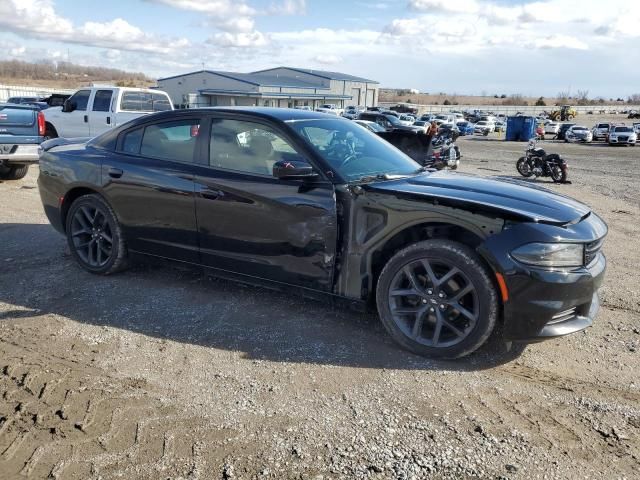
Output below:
[573,127,587,131]
[385,115,402,126]
[287,118,421,182]
[615,127,633,132]
[477,121,487,126]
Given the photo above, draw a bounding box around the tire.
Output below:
[376,240,499,359]
[65,194,129,275]
[516,157,534,177]
[0,164,29,180]
[550,164,567,183]
[44,123,58,139]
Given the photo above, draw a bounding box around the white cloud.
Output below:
[145,0,256,18]
[209,31,269,48]
[313,54,342,65]
[268,0,306,15]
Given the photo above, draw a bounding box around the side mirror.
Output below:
[273,160,318,180]
[62,100,76,113]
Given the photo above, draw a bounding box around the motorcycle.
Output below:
[424,131,460,170]
[516,139,568,183]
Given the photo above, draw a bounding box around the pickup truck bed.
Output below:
[0,103,44,180]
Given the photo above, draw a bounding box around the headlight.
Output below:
[511,243,584,268]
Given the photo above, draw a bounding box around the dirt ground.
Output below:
[1,114,639,479]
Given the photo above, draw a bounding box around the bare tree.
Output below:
[627,93,640,104]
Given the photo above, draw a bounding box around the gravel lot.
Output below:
[1,115,639,479]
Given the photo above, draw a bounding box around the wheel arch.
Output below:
[61,186,105,232]
[44,121,58,137]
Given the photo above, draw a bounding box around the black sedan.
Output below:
[38,108,607,359]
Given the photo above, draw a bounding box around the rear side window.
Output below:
[139,119,201,162]
[121,128,143,154]
[121,91,172,112]
[92,90,113,112]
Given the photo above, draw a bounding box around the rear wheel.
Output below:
[0,164,29,180]
[66,194,129,275]
[516,157,534,177]
[376,240,498,359]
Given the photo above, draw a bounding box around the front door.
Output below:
[60,89,91,137]
[193,115,338,291]
[101,115,203,263]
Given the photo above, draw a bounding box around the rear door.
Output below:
[193,114,338,291]
[89,89,115,137]
[102,114,203,262]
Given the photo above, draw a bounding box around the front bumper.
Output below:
[0,144,40,165]
[479,213,607,342]
[609,137,636,145]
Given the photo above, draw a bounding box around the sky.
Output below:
[0,0,638,98]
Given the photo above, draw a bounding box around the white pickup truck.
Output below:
[43,87,173,138]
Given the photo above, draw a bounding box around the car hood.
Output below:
[365,171,591,225]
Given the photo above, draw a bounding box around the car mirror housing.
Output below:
[272,160,318,180]
[62,100,77,113]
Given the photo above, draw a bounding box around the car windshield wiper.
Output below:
[351,172,414,184]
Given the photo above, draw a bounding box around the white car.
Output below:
[545,122,560,135]
[474,120,495,134]
[315,104,343,116]
[434,114,455,126]
[43,86,173,138]
[341,106,362,120]
[565,125,593,143]
[608,125,637,146]
[354,120,385,133]
[591,122,611,141]
[398,114,415,126]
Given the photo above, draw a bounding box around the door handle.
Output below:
[84,115,88,123]
[106,116,111,125]
[200,189,223,200]
[108,168,123,179]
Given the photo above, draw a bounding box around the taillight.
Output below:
[37,111,45,136]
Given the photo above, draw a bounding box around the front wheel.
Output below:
[376,240,499,359]
[516,157,534,177]
[550,164,567,183]
[0,164,29,180]
[66,194,129,275]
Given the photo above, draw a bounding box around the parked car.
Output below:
[627,111,640,119]
[591,123,610,141]
[565,126,593,143]
[315,104,344,116]
[341,106,362,120]
[545,122,560,135]
[555,123,576,141]
[434,114,455,126]
[43,87,173,139]
[41,93,72,108]
[389,104,418,115]
[608,125,637,146]
[420,114,436,122]
[38,107,608,359]
[411,120,430,133]
[494,121,506,132]
[0,103,45,180]
[358,112,423,133]
[456,121,474,136]
[633,123,640,136]
[473,120,495,135]
[354,119,386,133]
[398,114,415,126]
[6,96,49,110]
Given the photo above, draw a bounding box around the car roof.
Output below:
[145,107,350,123]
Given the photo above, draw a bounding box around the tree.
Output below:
[443,99,451,105]
[500,94,507,99]
[535,97,546,106]
[627,94,640,104]
[576,89,589,105]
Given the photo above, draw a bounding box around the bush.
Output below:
[443,99,451,105]
[535,97,546,106]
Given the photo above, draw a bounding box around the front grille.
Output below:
[585,237,605,266]
[619,136,629,142]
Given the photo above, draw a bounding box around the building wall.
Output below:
[158,72,257,107]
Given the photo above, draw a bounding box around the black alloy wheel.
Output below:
[376,240,498,358]
[66,194,128,274]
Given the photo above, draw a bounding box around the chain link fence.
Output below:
[0,84,75,102]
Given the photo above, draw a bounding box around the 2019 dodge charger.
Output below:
[38,108,607,359]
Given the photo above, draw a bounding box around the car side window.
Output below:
[209,118,300,176]
[121,127,143,154]
[92,90,113,112]
[69,90,91,111]
[137,119,201,162]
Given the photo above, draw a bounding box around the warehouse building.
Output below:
[157,67,379,110]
